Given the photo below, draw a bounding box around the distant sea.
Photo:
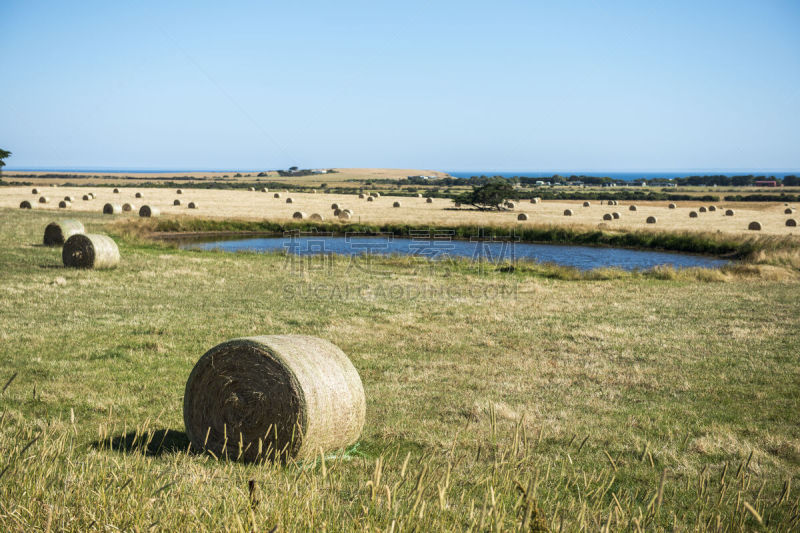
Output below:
[447,171,799,181]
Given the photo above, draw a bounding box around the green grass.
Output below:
[1,209,799,531]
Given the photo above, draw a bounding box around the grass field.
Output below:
[0,208,798,531]
[3,185,799,237]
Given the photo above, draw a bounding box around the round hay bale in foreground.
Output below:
[393,201,401,208]
[668,203,676,209]
[786,218,797,227]
[292,211,307,219]
[367,196,374,202]
[183,335,365,461]
[689,211,698,218]
[426,197,433,203]
[725,209,735,216]
[58,200,71,209]
[708,205,716,212]
[646,216,657,224]
[103,203,122,215]
[517,213,529,221]
[699,206,707,213]
[563,209,573,216]
[44,220,84,246]
[32,188,39,194]
[139,205,160,218]
[286,197,293,204]
[135,192,143,198]
[603,213,612,220]
[113,188,120,193]
[785,208,795,214]
[20,200,32,209]
[39,196,50,204]
[628,205,637,211]
[272,193,280,198]
[62,234,120,269]
[310,213,324,221]
[583,201,591,207]
[612,212,620,219]
[748,221,762,231]
[173,199,181,206]
[122,203,135,212]
[188,202,198,209]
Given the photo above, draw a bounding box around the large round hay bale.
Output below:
[603,213,612,220]
[58,200,71,209]
[62,234,120,269]
[531,198,540,204]
[505,201,515,209]
[63,196,74,202]
[668,203,676,209]
[699,206,707,213]
[173,199,182,206]
[113,188,120,193]
[629,205,637,211]
[583,201,591,207]
[135,192,143,198]
[310,213,324,221]
[20,200,32,209]
[333,208,342,216]
[250,187,257,192]
[274,193,281,198]
[646,216,657,224]
[358,193,365,199]
[612,212,620,219]
[43,220,84,246]
[176,189,183,194]
[785,208,795,214]
[689,211,698,218]
[39,196,50,204]
[786,218,797,227]
[139,205,160,217]
[708,205,716,212]
[183,335,365,461]
[426,197,433,203]
[563,209,573,216]
[342,208,353,216]
[103,203,122,215]
[339,211,352,220]
[367,196,374,202]
[286,197,293,204]
[517,213,529,221]
[88,192,95,199]
[748,221,762,231]
[32,188,39,194]
[292,211,307,219]
[725,209,735,216]
[393,201,401,208]
[331,203,340,210]
[188,202,198,209]
[122,203,135,212]
[82,194,91,201]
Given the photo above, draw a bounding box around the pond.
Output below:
[179,234,730,271]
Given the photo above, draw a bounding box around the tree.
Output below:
[453,177,518,210]
[289,166,299,172]
[0,148,10,175]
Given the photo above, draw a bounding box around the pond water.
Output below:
[180,234,730,271]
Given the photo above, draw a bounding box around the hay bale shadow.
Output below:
[92,428,190,456]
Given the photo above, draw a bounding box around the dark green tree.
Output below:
[0,148,10,175]
[453,177,518,210]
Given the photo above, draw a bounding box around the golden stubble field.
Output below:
[2,185,799,236]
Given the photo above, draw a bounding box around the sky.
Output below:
[1,0,799,172]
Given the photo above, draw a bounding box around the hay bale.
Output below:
[367,196,374,202]
[785,208,795,214]
[135,192,143,198]
[563,209,573,216]
[188,202,198,209]
[699,206,707,213]
[517,213,529,221]
[748,221,762,231]
[286,197,293,204]
[19,200,32,209]
[58,200,71,209]
[88,193,95,199]
[668,203,676,209]
[393,201,401,208]
[331,203,340,210]
[342,209,353,216]
[32,188,39,194]
[103,203,122,215]
[249,187,256,191]
[311,189,317,194]
[689,211,698,218]
[274,193,281,198]
[62,233,120,269]
[139,205,160,218]
[82,194,91,201]
[646,216,657,224]
[183,335,365,461]
[708,205,716,212]
[426,197,433,203]
[629,205,637,211]
[612,212,620,219]
[122,203,135,212]
[38,196,50,204]
[176,189,183,194]
[603,213,612,220]
[64,196,74,202]
[174,199,182,206]
[310,213,324,221]
[786,218,797,227]
[583,201,591,207]
[505,201,515,209]
[454,202,461,207]
[531,198,540,204]
[113,188,120,193]
[43,220,84,246]
[358,193,365,199]
[333,208,342,216]
[50,183,58,187]
[292,211,307,219]
[725,209,735,216]
[339,211,352,220]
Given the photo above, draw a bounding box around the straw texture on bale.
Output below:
[103,203,122,215]
[32,188,39,194]
[188,202,198,209]
[583,201,591,207]
[64,196,74,202]
[563,209,573,216]
[43,220,85,246]
[426,197,433,203]
[62,233,120,269]
[139,205,160,218]
[274,193,281,198]
[668,203,676,209]
[292,211,307,219]
[58,200,71,209]
[725,209,735,216]
[39,196,49,204]
[699,206,707,213]
[393,201,401,208]
[612,212,620,219]
[646,216,657,224]
[183,335,365,462]
[122,203,135,212]
[748,221,762,231]
[517,213,529,221]
[286,197,293,203]
[310,213,324,221]
[174,199,181,206]
[629,205,637,211]
[20,201,32,209]
[135,192,143,198]
[689,211,698,218]
[786,218,797,227]
[603,213,612,220]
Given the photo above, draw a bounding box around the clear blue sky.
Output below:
[1,0,798,172]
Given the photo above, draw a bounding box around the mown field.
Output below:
[0,209,799,531]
